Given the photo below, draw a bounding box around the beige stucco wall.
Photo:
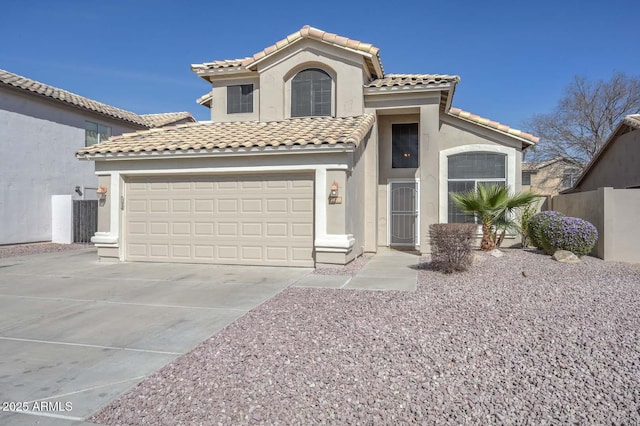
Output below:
[345,131,369,259]
[255,39,365,121]
[208,76,260,122]
[550,187,640,262]
[576,129,640,191]
[96,175,111,233]
[527,160,580,196]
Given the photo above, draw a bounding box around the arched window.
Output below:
[291,68,332,117]
[447,152,507,223]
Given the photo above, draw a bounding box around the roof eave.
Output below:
[446,112,538,148]
[364,82,455,95]
[76,143,357,161]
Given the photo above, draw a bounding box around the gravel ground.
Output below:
[0,242,90,259]
[92,249,640,425]
[313,254,369,276]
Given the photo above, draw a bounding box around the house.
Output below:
[548,114,640,263]
[568,114,640,192]
[522,157,583,197]
[76,25,538,267]
[0,69,195,245]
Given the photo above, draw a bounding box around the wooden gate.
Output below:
[73,200,98,243]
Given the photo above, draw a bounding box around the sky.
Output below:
[1,0,638,130]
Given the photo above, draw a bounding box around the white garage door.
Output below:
[124,174,314,267]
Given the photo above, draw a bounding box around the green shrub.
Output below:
[513,202,539,248]
[528,211,564,249]
[429,223,477,273]
[540,216,598,256]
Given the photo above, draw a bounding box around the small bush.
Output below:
[540,216,598,256]
[429,223,477,273]
[528,211,564,249]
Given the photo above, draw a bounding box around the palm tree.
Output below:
[450,184,540,251]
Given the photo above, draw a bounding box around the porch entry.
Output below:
[389,181,418,246]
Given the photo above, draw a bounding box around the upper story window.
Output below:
[562,167,581,189]
[85,121,111,146]
[448,152,507,223]
[392,123,419,168]
[227,84,253,114]
[291,68,331,117]
[522,171,532,185]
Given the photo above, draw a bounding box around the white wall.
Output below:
[0,88,142,244]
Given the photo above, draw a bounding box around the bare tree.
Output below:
[526,72,640,164]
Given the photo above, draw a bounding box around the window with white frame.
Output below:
[85,121,111,146]
[227,84,253,114]
[291,68,331,117]
[448,152,507,223]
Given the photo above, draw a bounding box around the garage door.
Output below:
[124,174,314,267]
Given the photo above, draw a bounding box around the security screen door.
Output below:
[390,181,417,246]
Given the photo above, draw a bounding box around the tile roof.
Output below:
[77,114,376,157]
[448,107,539,144]
[192,25,384,78]
[0,69,148,126]
[0,69,194,129]
[140,112,195,128]
[196,91,213,107]
[365,74,460,88]
[190,58,249,72]
[624,114,640,129]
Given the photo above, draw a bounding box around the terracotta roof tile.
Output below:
[196,90,213,107]
[77,114,376,157]
[0,69,194,129]
[366,74,460,88]
[448,107,539,144]
[624,114,640,129]
[193,26,384,78]
[190,58,249,71]
[140,112,195,128]
[0,69,147,126]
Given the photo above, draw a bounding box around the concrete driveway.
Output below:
[0,249,311,425]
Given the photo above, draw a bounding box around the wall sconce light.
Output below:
[329,181,342,204]
[74,186,83,196]
[96,186,108,203]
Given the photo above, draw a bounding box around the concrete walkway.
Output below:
[344,248,418,291]
[293,248,419,291]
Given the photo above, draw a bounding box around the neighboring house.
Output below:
[0,69,194,245]
[77,25,538,267]
[522,157,583,196]
[568,114,640,192]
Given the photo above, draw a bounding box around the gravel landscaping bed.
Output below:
[92,249,640,425]
[0,242,90,259]
[313,254,369,276]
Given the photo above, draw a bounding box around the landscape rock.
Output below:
[553,250,581,263]
[489,249,504,258]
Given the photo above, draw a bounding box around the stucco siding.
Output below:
[208,76,260,122]
[345,131,369,258]
[0,88,141,244]
[256,39,365,122]
[576,129,640,191]
[551,187,640,263]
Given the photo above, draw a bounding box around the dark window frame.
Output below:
[291,68,332,117]
[522,172,532,185]
[391,123,419,168]
[227,84,254,114]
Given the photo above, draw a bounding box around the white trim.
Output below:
[439,144,516,223]
[314,234,356,253]
[90,233,117,245]
[387,178,420,248]
[315,168,328,242]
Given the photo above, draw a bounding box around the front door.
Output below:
[390,181,417,246]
